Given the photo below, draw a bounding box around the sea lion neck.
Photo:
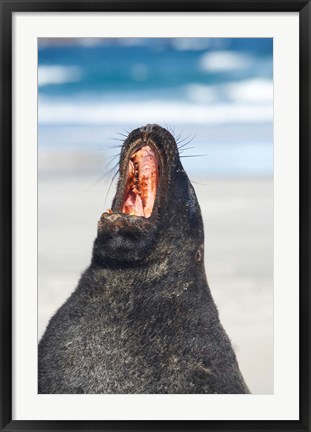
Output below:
[89,246,206,296]
[92,124,204,267]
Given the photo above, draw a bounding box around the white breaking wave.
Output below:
[38,98,273,125]
[38,66,82,86]
[186,79,273,104]
[226,79,273,103]
[186,84,221,104]
[199,51,251,72]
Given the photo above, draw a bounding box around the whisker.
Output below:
[178,141,195,150]
[179,139,197,150]
[190,179,208,186]
[103,158,120,177]
[180,154,207,158]
[177,133,196,146]
[90,159,119,188]
[176,134,191,144]
[179,146,195,154]
[165,122,176,137]
[104,168,120,208]
[171,122,176,135]
[172,125,177,136]
[117,132,128,138]
[106,144,123,149]
[175,132,182,142]
[103,152,120,165]
[179,142,195,152]
[91,173,109,187]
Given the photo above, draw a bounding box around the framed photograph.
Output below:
[1,1,310,431]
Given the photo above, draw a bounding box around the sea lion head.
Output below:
[93,124,204,267]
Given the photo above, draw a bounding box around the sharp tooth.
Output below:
[132,186,140,195]
[129,160,135,174]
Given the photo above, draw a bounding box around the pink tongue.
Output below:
[137,147,157,217]
[123,192,144,216]
[122,145,158,218]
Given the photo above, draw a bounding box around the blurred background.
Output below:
[38,38,273,394]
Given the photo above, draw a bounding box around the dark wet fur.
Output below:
[38,125,250,394]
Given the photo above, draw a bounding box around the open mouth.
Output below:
[121,144,159,218]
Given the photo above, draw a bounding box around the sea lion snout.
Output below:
[94,210,158,264]
[94,125,203,265]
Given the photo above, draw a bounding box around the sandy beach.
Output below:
[38,158,273,395]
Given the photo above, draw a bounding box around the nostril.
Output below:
[140,124,160,134]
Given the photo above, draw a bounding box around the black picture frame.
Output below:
[1,1,310,431]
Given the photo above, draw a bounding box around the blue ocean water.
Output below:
[38,38,273,176]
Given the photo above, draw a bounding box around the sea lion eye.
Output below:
[195,244,204,262]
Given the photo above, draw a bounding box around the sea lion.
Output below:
[38,124,249,394]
